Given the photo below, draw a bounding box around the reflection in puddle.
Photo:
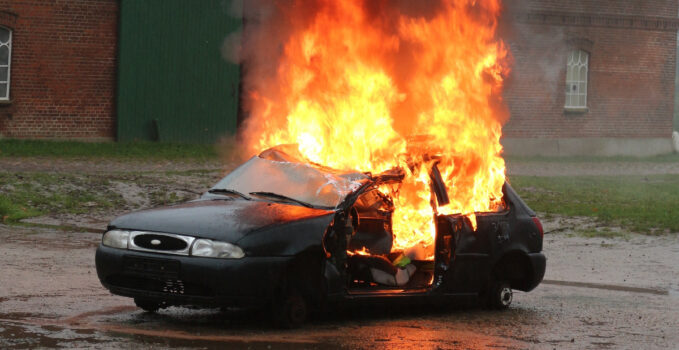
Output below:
[1,303,546,349]
[89,304,539,349]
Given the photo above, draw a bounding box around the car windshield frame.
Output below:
[210,154,371,210]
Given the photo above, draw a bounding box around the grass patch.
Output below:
[0,196,41,222]
[505,153,679,163]
[510,175,679,234]
[148,189,195,206]
[573,228,630,240]
[0,139,220,160]
[0,172,125,223]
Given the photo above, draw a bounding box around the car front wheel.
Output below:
[271,287,308,328]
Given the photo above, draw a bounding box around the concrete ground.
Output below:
[0,157,678,349]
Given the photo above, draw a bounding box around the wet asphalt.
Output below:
[1,222,678,349]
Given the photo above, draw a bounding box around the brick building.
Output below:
[502,0,679,155]
[0,0,118,140]
[0,0,677,155]
[0,0,240,143]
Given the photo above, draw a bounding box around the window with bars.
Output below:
[565,49,588,109]
[0,26,11,101]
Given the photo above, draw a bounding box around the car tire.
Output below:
[487,281,513,310]
[134,298,163,313]
[272,287,308,329]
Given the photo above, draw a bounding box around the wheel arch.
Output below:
[491,250,534,292]
[276,248,327,308]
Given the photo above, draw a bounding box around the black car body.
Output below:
[95,146,545,326]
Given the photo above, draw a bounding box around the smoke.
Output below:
[499,0,568,103]
[222,0,321,152]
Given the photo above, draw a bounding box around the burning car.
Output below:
[95,146,545,327]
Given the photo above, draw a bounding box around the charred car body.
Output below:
[95,146,546,327]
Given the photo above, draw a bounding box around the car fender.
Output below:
[236,212,336,256]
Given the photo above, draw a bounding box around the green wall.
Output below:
[117,0,241,143]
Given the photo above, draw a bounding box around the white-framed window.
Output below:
[565,49,588,109]
[0,26,11,101]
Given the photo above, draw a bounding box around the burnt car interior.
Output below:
[345,187,436,291]
[336,161,514,296]
[329,182,442,295]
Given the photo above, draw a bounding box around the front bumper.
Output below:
[95,244,293,307]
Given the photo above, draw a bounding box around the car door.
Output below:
[429,164,495,294]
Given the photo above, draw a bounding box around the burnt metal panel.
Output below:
[117,0,241,143]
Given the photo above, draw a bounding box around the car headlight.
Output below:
[102,229,130,249]
[191,239,245,259]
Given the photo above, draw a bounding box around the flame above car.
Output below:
[240,0,510,256]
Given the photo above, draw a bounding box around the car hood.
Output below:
[108,198,336,242]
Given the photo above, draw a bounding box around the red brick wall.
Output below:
[502,0,678,138]
[0,0,117,139]
[509,0,677,17]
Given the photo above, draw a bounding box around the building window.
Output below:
[0,26,11,101]
[565,49,588,110]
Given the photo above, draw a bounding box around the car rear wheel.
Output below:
[271,287,308,328]
[487,281,513,310]
[134,297,163,312]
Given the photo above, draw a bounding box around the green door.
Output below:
[117,0,241,143]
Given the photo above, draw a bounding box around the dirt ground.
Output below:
[1,157,678,349]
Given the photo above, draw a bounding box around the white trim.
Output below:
[0,26,11,101]
[565,49,588,109]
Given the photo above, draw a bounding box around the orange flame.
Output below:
[346,247,371,256]
[242,0,509,258]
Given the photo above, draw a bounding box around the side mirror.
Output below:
[429,163,450,206]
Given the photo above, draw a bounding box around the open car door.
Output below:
[429,164,511,295]
[428,163,461,290]
[429,163,487,294]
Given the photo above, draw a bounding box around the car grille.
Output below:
[133,234,188,251]
[128,231,195,255]
[107,274,214,297]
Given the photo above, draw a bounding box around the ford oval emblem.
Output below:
[150,239,161,246]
